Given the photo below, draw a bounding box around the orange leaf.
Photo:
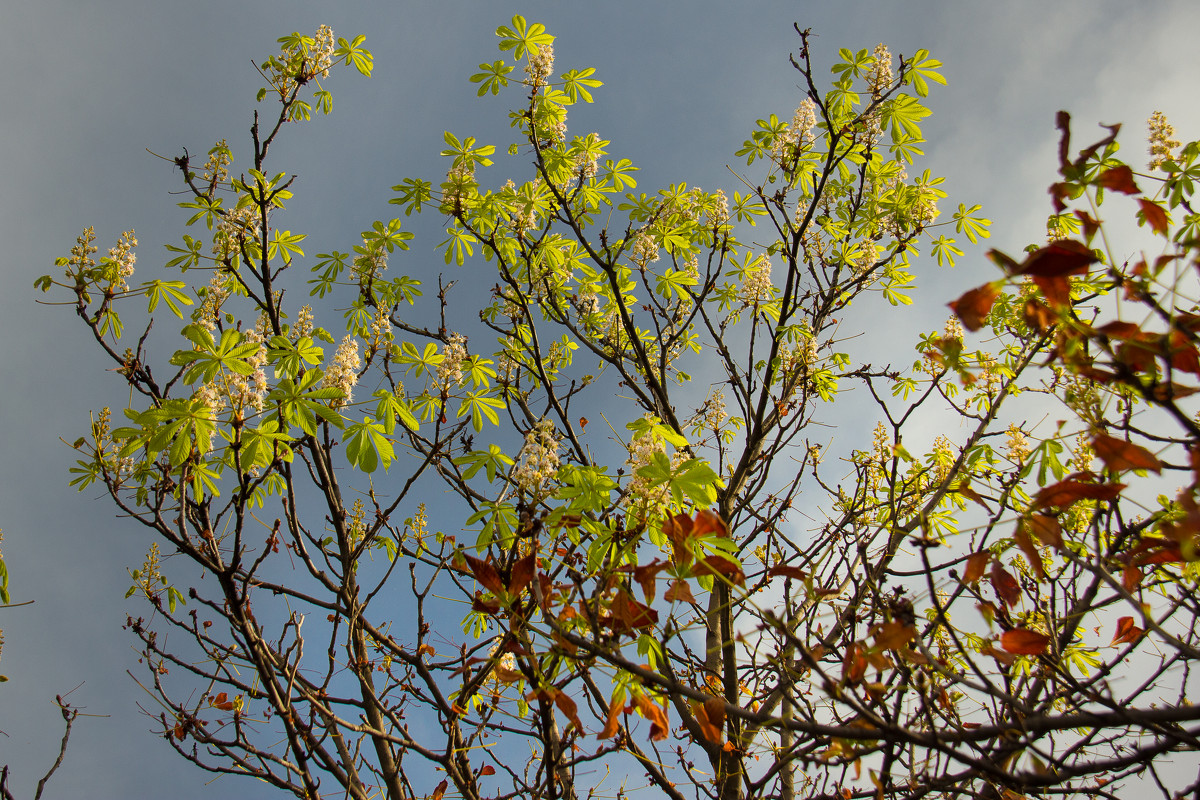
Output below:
[1093,434,1162,474]
[871,621,916,651]
[479,765,496,776]
[632,691,669,741]
[693,696,725,745]
[843,643,868,685]
[767,565,809,581]
[554,690,584,734]
[663,578,696,605]
[1111,616,1144,646]
[952,481,992,511]
[692,509,729,538]
[431,779,448,800]
[600,691,624,739]
[1139,198,1169,235]
[990,562,1022,608]
[1122,564,1143,592]
[948,282,1000,332]
[1097,165,1141,195]
[963,551,990,583]
[1032,274,1072,310]
[609,589,659,633]
[579,416,588,431]
[632,559,670,602]
[417,643,436,658]
[1022,298,1056,332]
[1032,479,1125,510]
[1000,628,1050,655]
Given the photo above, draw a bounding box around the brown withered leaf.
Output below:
[1170,329,1200,376]
[479,765,496,776]
[662,513,695,562]
[1097,165,1141,195]
[1111,616,1144,646]
[1032,479,1125,510]
[990,562,1022,608]
[982,643,1018,667]
[843,643,868,686]
[462,553,505,596]
[952,481,992,511]
[632,559,670,602]
[963,551,991,583]
[663,578,696,605]
[1017,239,1099,278]
[431,779,448,800]
[871,621,916,651]
[693,696,726,745]
[948,282,1001,332]
[693,509,729,538]
[508,553,536,596]
[1074,209,1100,240]
[609,589,659,633]
[1093,434,1162,474]
[471,592,501,614]
[1000,628,1051,655]
[1139,198,1170,235]
[987,248,1022,274]
[1032,274,1072,311]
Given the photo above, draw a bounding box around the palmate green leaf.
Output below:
[171,325,261,384]
[441,131,496,169]
[334,34,373,77]
[457,391,505,431]
[466,500,518,551]
[904,49,947,98]
[931,236,964,267]
[269,369,345,436]
[439,226,478,266]
[953,203,992,243]
[389,178,433,216]
[453,445,514,482]
[143,280,194,318]
[116,398,217,468]
[470,60,515,96]
[178,196,223,230]
[233,418,294,473]
[344,416,394,473]
[268,335,324,379]
[372,388,419,434]
[495,16,554,62]
[395,341,444,378]
[655,267,699,301]
[561,67,602,103]
[164,235,204,270]
[267,229,307,262]
[188,459,222,500]
[882,94,931,140]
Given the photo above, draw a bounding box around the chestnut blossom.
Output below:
[1005,423,1030,465]
[1148,111,1181,170]
[512,420,560,495]
[525,43,555,87]
[323,335,361,408]
[739,254,774,305]
[437,333,468,391]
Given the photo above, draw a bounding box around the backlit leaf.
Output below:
[1000,628,1050,655]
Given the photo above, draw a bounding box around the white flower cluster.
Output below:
[622,416,673,513]
[105,230,138,291]
[197,273,232,332]
[706,190,730,227]
[628,231,661,265]
[739,254,774,305]
[193,328,270,425]
[312,25,335,79]
[525,44,555,87]
[1148,111,1181,170]
[867,44,894,98]
[772,99,818,163]
[943,316,964,344]
[323,335,361,408]
[437,333,468,391]
[1005,423,1030,465]
[201,139,230,185]
[293,305,314,340]
[512,420,560,495]
[212,205,261,258]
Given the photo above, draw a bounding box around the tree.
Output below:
[38,16,1200,800]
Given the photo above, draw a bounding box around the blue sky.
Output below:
[2,1,1198,796]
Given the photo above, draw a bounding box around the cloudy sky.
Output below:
[2,1,1198,796]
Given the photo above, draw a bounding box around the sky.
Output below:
[2,1,1199,797]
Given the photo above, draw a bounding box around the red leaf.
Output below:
[1093,434,1162,474]
[609,589,659,633]
[990,562,1022,608]
[1139,198,1170,235]
[1000,628,1050,655]
[479,765,496,776]
[1016,240,1099,278]
[471,592,501,614]
[692,509,729,538]
[948,282,1001,332]
[632,559,670,602]
[1032,274,1073,311]
[1032,479,1125,510]
[1014,528,1046,581]
[1097,165,1141,195]
[963,551,990,584]
[1022,298,1056,332]
[696,555,746,587]
[1122,564,1143,592]
[1111,616,1144,646]
[632,691,669,741]
[767,565,809,581]
[1170,329,1200,376]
